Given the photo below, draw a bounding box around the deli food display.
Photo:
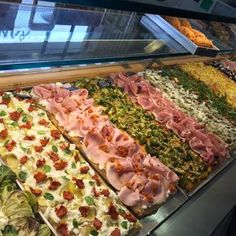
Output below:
[0,92,141,235]
[0,58,235,234]
[164,17,214,48]
[205,60,236,82]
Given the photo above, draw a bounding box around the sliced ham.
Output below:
[118,187,140,207]
[33,83,179,210]
[112,73,228,165]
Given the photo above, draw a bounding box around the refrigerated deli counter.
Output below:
[0,1,235,236]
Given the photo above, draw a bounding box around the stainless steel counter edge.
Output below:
[151,157,236,236]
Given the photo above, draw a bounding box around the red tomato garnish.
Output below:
[101,189,110,197]
[55,205,67,218]
[26,98,34,104]
[48,180,61,190]
[30,187,42,196]
[0,90,4,96]
[0,128,8,139]
[92,174,101,186]
[5,140,16,151]
[28,105,36,112]
[38,119,49,126]
[34,145,43,153]
[36,158,46,167]
[73,177,85,189]
[40,138,49,147]
[48,151,59,162]
[80,166,90,174]
[57,223,69,236]
[111,228,121,236]
[107,203,119,220]
[92,187,100,197]
[34,172,47,183]
[60,142,69,150]
[124,213,137,223]
[79,206,89,217]
[20,155,28,164]
[23,135,35,141]
[20,121,31,129]
[9,111,21,121]
[93,218,102,230]
[54,160,67,170]
[50,130,61,139]
[63,191,74,201]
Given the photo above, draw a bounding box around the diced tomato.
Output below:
[80,166,90,174]
[60,142,69,150]
[34,172,47,183]
[93,218,102,230]
[20,155,28,164]
[0,90,4,96]
[36,158,46,167]
[54,160,67,170]
[0,128,8,139]
[55,205,67,218]
[38,119,49,126]
[79,206,89,217]
[111,228,121,236]
[50,130,61,139]
[92,174,101,186]
[0,97,10,105]
[23,135,35,141]
[48,180,61,190]
[30,187,42,196]
[40,137,49,147]
[124,213,137,223]
[48,151,59,162]
[34,145,43,153]
[57,223,69,236]
[63,191,74,201]
[26,98,34,104]
[107,203,119,220]
[5,140,16,151]
[101,189,110,197]
[20,121,31,129]
[0,118,4,123]
[92,187,100,197]
[73,177,85,189]
[28,105,36,112]
[9,111,21,121]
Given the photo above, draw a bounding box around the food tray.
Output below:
[143,14,219,57]
[0,85,235,236]
[0,158,58,236]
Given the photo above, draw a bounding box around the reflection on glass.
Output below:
[0,1,189,66]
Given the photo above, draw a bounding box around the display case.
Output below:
[0,1,235,236]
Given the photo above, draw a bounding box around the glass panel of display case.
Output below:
[0,1,188,68]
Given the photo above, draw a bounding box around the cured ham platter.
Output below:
[0,60,235,235]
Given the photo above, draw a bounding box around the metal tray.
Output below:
[143,14,219,57]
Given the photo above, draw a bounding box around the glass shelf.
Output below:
[0,1,189,69]
[0,1,235,70]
